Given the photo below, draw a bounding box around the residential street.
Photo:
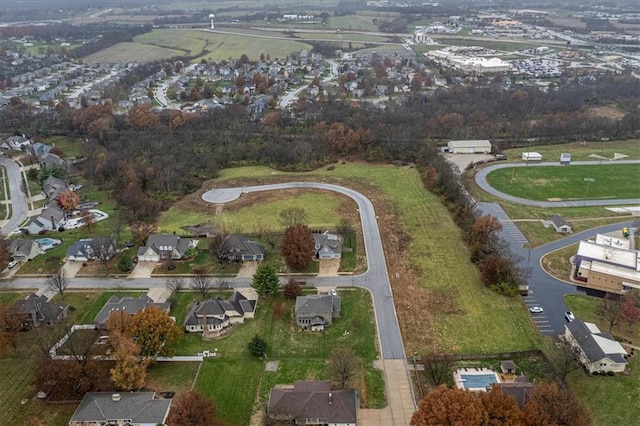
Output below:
[0,157,28,236]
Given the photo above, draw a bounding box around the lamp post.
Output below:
[584,177,595,206]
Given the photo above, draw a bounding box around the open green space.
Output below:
[565,294,640,426]
[212,164,540,353]
[43,136,84,159]
[519,217,629,247]
[188,289,384,425]
[145,362,200,394]
[486,163,640,201]
[134,29,311,62]
[294,32,390,43]
[503,140,640,162]
[83,42,183,63]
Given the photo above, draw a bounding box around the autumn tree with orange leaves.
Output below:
[56,189,79,214]
[126,306,182,360]
[167,390,226,426]
[281,224,315,270]
[108,331,149,390]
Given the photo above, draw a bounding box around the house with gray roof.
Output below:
[268,381,358,426]
[67,236,116,262]
[137,233,198,262]
[219,234,265,262]
[69,392,171,426]
[295,293,341,331]
[184,291,257,336]
[94,295,170,329]
[26,204,65,234]
[564,318,628,373]
[9,238,41,261]
[314,232,342,260]
[14,293,68,328]
[550,214,572,234]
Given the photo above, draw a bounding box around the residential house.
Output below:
[42,175,67,200]
[295,293,341,330]
[2,135,31,151]
[219,234,265,262]
[26,205,65,234]
[93,295,170,329]
[9,238,41,261]
[314,232,342,260]
[38,152,63,168]
[564,318,628,374]
[30,142,53,158]
[496,379,534,408]
[267,381,358,426]
[69,392,172,426]
[14,293,68,328]
[550,215,572,234]
[184,291,257,335]
[66,236,116,262]
[136,233,198,262]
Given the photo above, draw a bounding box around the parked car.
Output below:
[494,154,507,160]
[565,311,575,322]
[529,306,544,314]
[7,260,17,269]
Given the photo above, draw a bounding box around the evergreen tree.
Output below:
[252,262,280,297]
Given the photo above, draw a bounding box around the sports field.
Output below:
[486,163,640,201]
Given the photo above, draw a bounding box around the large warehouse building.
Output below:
[447,140,493,154]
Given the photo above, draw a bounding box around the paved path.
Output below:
[0,157,28,235]
[475,160,640,207]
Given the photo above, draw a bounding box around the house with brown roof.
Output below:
[267,381,358,426]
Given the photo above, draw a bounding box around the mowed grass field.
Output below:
[83,42,184,63]
[486,163,640,201]
[565,294,640,426]
[212,164,540,353]
[503,140,640,162]
[133,29,311,62]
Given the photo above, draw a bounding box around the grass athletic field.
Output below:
[485,163,640,201]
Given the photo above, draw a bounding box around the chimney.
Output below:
[112,394,121,401]
[328,392,332,405]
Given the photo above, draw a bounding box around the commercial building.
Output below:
[447,140,492,154]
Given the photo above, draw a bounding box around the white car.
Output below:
[330,289,338,297]
[529,306,544,314]
[7,260,17,269]
[565,311,575,322]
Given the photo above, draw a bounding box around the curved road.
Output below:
[202,182,405,360]
[476,160,640,207]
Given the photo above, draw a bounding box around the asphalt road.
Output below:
[0,157,28,236]
[203,182,406,360]
[475,160,640,207]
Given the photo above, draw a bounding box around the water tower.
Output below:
[209,14,215,29]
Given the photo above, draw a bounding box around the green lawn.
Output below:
[503,140,640,162]
[145,362,200,394]
[134,29,312,62]
[213,164,540,353]
[432,37,541,51]
[0,291,24,304]
[486,164,640,201]
[44,136,84,159]
[68,291,144,324]
[184,289,384,424]
[565,294,640,426]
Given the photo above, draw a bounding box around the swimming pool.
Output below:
[36,238,61,250]
[459,374,499,390]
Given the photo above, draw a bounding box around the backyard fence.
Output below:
[417,349,544,363]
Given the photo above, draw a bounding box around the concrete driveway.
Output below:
[237,260,258,278]
[318,259,340,277]
[129,261,157,278]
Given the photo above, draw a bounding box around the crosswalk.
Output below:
[522,295,555,335]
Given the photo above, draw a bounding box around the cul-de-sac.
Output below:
[1,0,640,425]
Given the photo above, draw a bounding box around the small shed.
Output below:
[550,215,572,234]
[522,152,542,161]
[500,360,518,374]
[447,140,492,154]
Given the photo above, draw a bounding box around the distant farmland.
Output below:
[83,42,184,63]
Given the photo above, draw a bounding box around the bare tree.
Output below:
[326,347,360,388]
[190,266,212,300]
[279,207,308,228]
[80,209,95,233]
[598,294,622,333]
[422,355,454,387]
[554,337,584,381]
[166,277,185,293]
[46,268,68,297]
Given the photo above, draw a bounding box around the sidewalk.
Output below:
[359,359,416,425]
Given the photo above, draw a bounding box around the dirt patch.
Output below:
[318,258,340,277]
[585,105,626,121]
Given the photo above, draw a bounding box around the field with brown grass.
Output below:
[83,42,184,63]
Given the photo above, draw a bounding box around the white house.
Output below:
[564,319,627,374]
[447,140,492,154]
[550,215,572,234]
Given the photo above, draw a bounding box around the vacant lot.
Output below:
[210,164,540,354]
[134,29,311,62]
[83,42,183,63]
[565,294,640,426]
[486,164,640,201]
